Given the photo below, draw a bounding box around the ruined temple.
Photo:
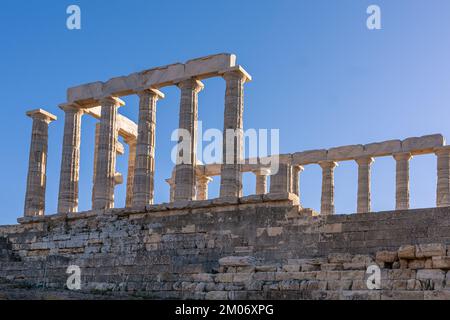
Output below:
[1,53,450,300]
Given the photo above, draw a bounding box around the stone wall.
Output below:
[1,194,450,300]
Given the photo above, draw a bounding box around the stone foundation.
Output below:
[1,195,450,300]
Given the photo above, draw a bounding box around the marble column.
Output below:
[435,147,450,207]
[92,96,124,210]
[355,157,374,213]
[166,177,176,203]
[57,104,83,213]
[132,89,164,206]
[24,109,57,217]
[320,161,338,215]
[91,122,100,207]
[291,165,304,199]
[174,79,203,201]
[196,175,213,200]
[220,67,251,198]
[125,138,137,207]
[253,168,270,195]
[393,152,412,210]
[270,163,292,193]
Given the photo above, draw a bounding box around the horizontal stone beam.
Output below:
[84,106,137,140]
[67,53,237,105]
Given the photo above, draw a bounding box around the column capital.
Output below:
[393,152,412,161]
[58,102,84,114]
[99,96,125,108]
[26,109,57,123]
[434,146,450,156]
[292,164,305,172]
[136,88,165,100]
[319,160,338,169]
[355,156,374,166]
[220,66,252,83]
[252,167,271,176]
[197,175,213,184]
[175,77,204,92]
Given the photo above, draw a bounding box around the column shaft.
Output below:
[174,79,203,201]
[24,109,57,217]
[435,147,450,207]
[320,161,338,215]
[92,97,123,210]
[57,105,83,213]
[394,152,412,210]
[356,157,374,213]
[125,138,137,207]
[220,69,250,198]
[196,175,213,201]
[254,168,270,195]
[270,163,292,193]
[132,89,164,206]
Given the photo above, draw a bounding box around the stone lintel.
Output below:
[67,53,236,104]
[219,65,252,82]
[26,109,57,122]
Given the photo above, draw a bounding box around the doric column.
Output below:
[166,177,175,202]
[270,163,292,193]
[174,79,203,201]
[393,152,412,210]
[57,104,83,213]
[131,89,164,206]
[91,122,100,207]
[219,67,251,198]
[319,161,338,215]
[253,168,270,195]
[92,96,124,210]
[125,138,137,207]
[196,175,213,200]
[24,109,57,217]
[435,147,450,207]
[355,157,374,213]
[291,165,304,199]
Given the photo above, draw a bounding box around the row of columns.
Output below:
[29,68,250,215]
[23,105,450,216]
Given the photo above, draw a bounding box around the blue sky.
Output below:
[1,0,450,224]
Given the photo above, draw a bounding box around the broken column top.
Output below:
[67,53,250,106]
[26,109,57,122]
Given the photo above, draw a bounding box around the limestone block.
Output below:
[215,273,233,283]
[320,263,343,271]
[327,145,364,161]
[328,253,352,264]
[104,73,144,97]
[142,63,185,88]
[398,245,416,259]
[67,81,104,103]
[292,149,327,165]
[401,134,445,154]
[416,243,446,258]
[363,140,402,157]
[185,53,236,78]
[407,259,425,269]
[432,256,450,269]
[282,265,300,272]
[376,251,398,263]
[219,256,256,267]
[416,269,446,283]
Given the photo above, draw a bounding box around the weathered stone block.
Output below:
[432,256,450,269]
[376,251,398,263]
[416,243,446,258]
[398,245,416,259]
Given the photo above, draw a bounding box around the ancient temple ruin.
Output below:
[2,54,450,300]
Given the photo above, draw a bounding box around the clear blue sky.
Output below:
[1,0,450,225]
